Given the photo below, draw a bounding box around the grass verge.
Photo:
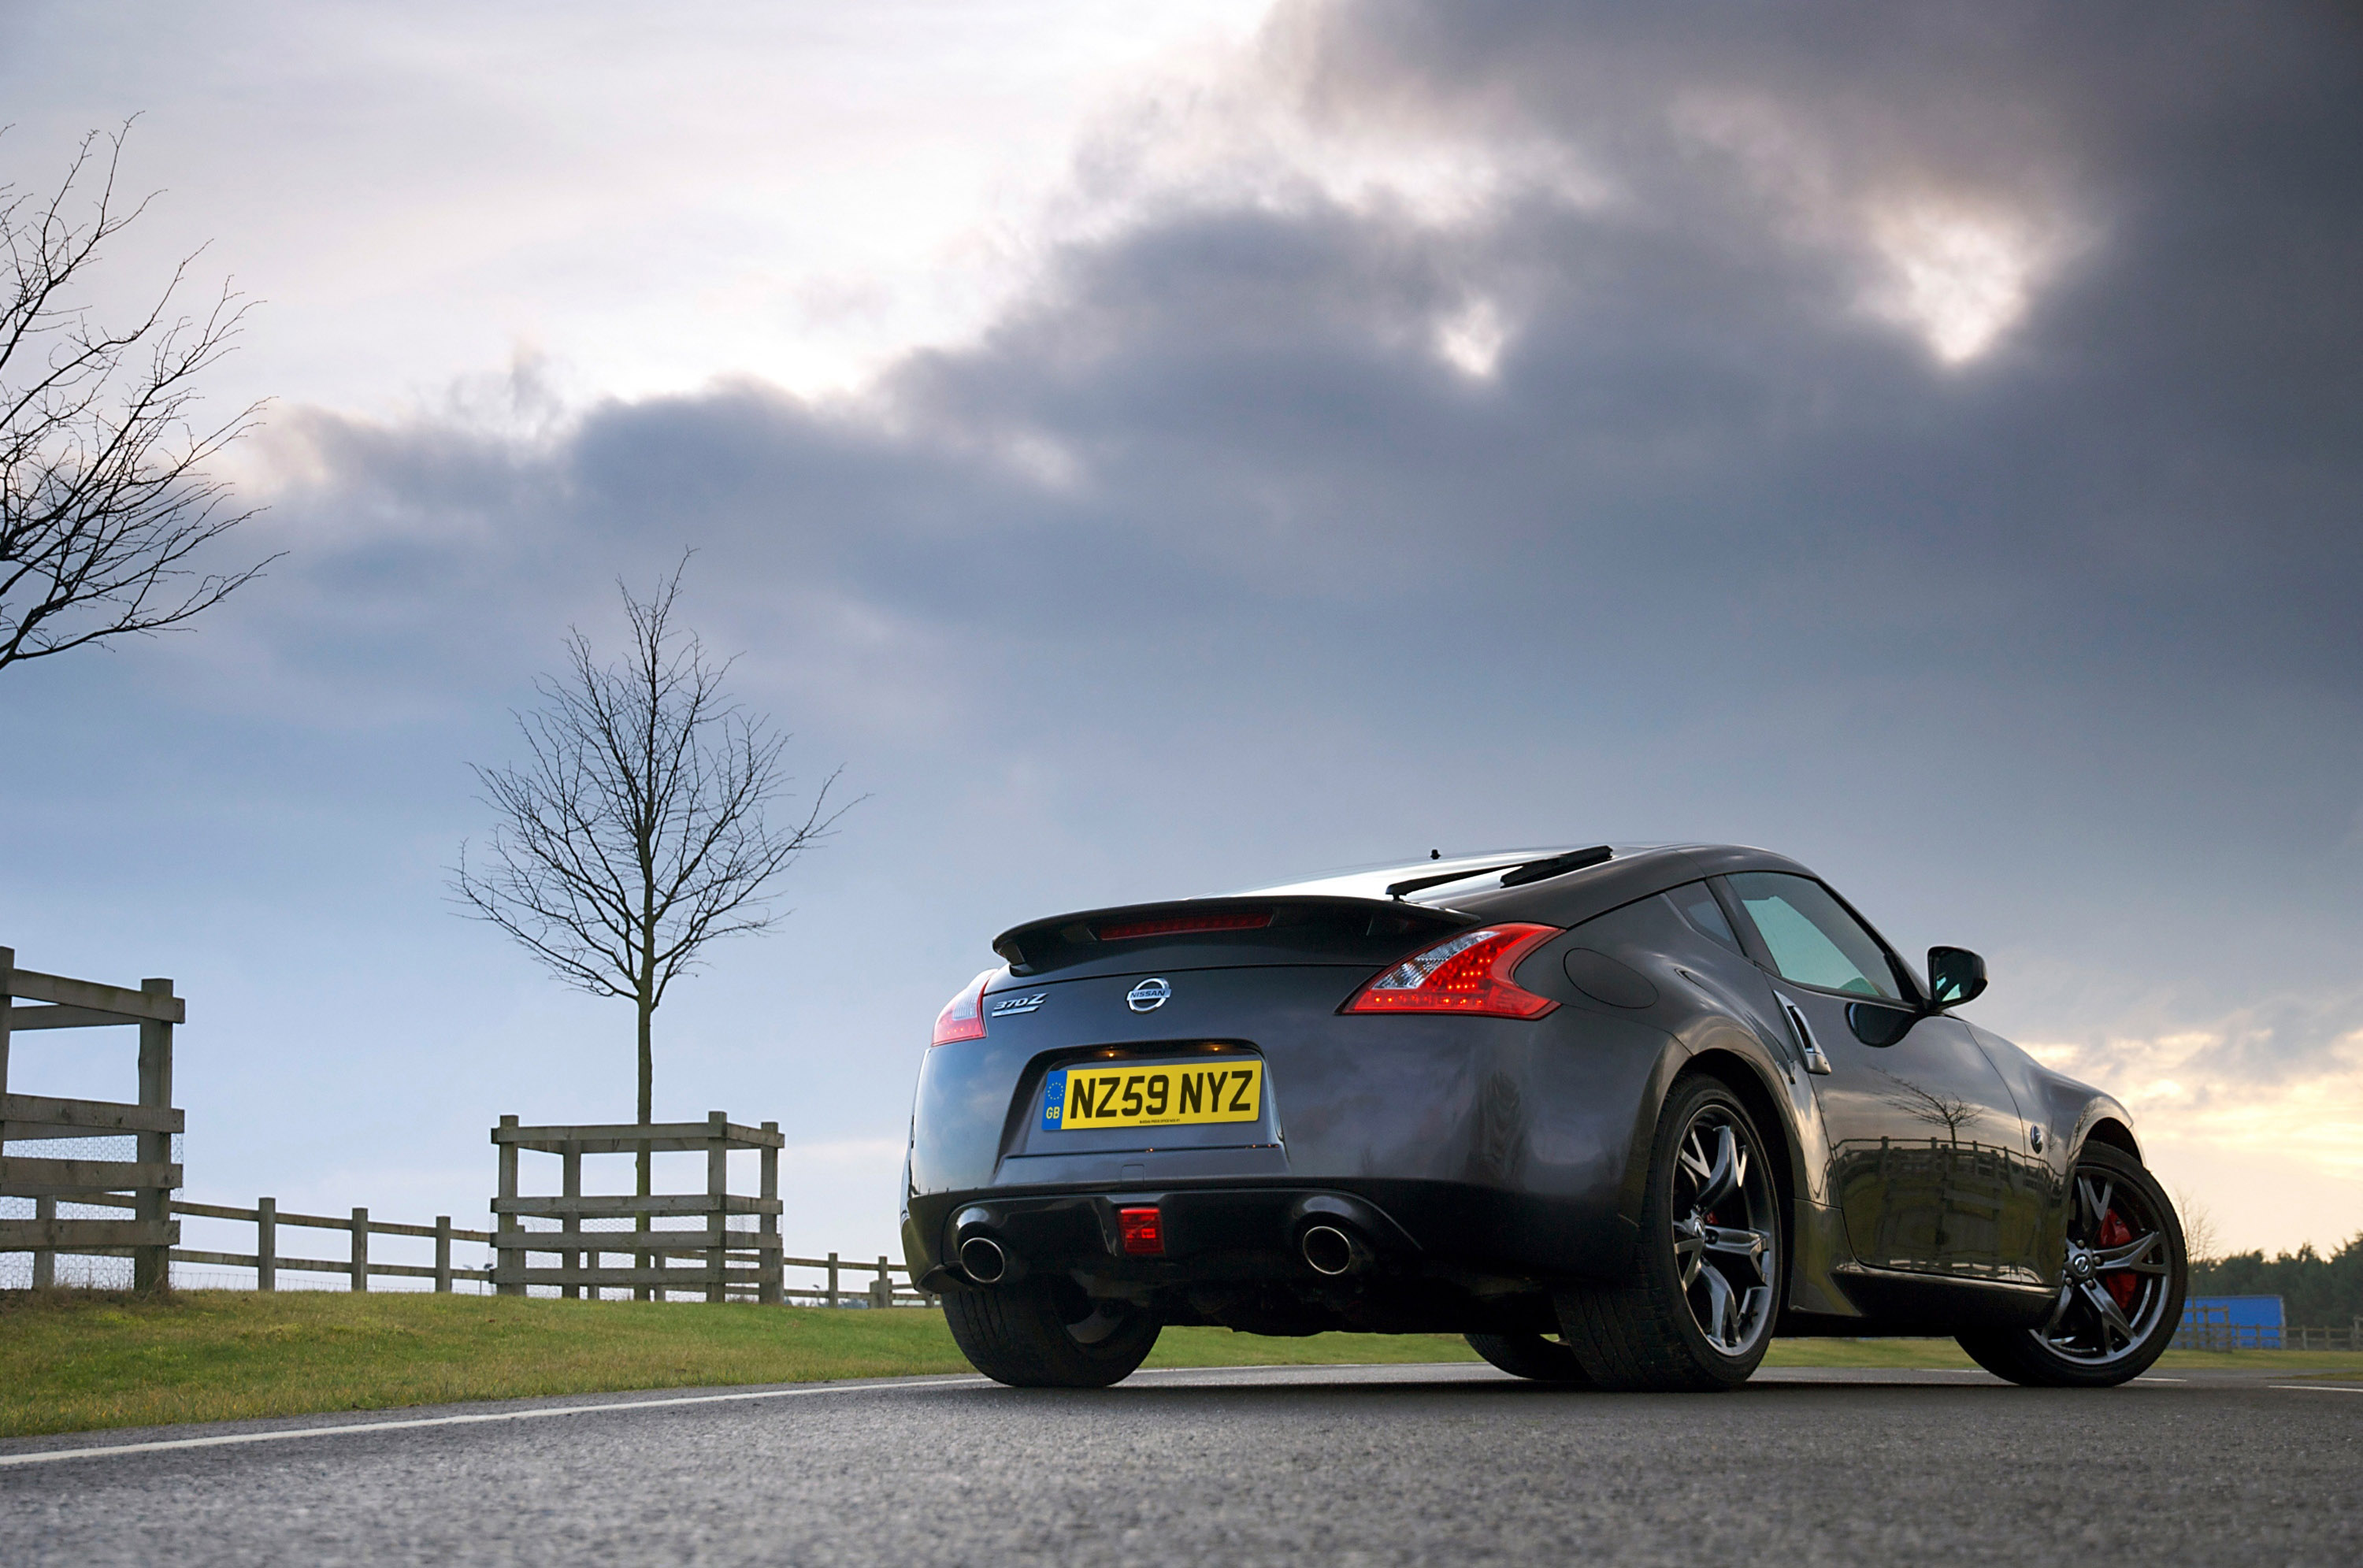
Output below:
[0,1290,1483,1438]
[6,1290,2357,1439]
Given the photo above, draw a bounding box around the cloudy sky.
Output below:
[4,0,2358,1274]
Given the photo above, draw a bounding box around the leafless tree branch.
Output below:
[2174,1187,2220,1267]
[0,121,275,676]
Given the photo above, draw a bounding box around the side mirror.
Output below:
[1928,946,1987,1007]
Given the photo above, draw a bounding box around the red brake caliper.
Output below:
[2097,1209,2139,1309]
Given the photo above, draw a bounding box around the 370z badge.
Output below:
[1126,977,1171,1013]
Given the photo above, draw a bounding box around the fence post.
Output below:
[435,1216,453,1293]
[872,1255,891,1310]
[496,1116,524,1297]
[707,1111,729,1304]
[132,978,176,1292]
[0,945,13,1118]
[32,1195,55,1288]
[257,1196,276,1291]
[0,951,10,1259]
[828,1251,840,1308]
[634,1123,653,1303]
[759,1121,781,1306]
[562,1146,583,1301]
[351,1207,369,1292]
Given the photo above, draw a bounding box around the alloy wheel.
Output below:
[1669,1106,1779,1355]
[2036,1160,2175,1366]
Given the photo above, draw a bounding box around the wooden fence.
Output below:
[491,1114,940,1306]
[0,950,929,1305]
[0,947,184,1291]
[495,1112,782,1302]
[37,1188,936,1304]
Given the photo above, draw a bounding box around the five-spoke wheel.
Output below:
[1556,1075,1782,1391]
[1957,1140,2186,1387]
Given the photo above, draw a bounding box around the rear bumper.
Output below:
[902,1177,1638,1299]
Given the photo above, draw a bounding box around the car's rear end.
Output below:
[902,873,1680,1353]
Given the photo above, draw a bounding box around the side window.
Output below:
[1668,882,1742,954]
[1723,873,1903,1000]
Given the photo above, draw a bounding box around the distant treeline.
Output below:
[2191,1233,2363,1327]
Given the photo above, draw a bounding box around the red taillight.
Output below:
[1095,910,1274,941]
[1118,1207,1165,1255]
[1341,924,1564,1019]
[930,969,996,1046]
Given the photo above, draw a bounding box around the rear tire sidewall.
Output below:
[943,1277,1161,1388]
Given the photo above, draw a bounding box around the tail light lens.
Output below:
[1341,924,1564,1019]
[930,969,996,1046]
[1118,1207,1165,1255]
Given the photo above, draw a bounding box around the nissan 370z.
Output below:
[901,844,2187,1392]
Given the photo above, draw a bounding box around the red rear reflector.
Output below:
[1341,924,1564,1019]
[1118,1207,1165,1255]
[1095,910,1273,941]
[930,969,996,1046]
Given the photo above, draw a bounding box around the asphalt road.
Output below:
[3,1363,2357,1566]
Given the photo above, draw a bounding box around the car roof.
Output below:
[1237,843,1814,914]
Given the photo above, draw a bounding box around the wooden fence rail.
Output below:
[41,1188,936,1303]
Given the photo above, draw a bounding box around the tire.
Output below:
[1556,1075,1784,1392]
[941,1275,1161,1388]
[1465,1332,1595,1384]
[1957,1141,2187,1388]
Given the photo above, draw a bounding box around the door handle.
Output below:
[1782,1003,1834,1075]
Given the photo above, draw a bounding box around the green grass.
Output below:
[0,1289,1484,1438]
[0,1289,962,1437]
[2150,1346,2363,1376]
[1144,1328,1482,1370]
[6,1290,2359,1440]
[1759,1337,2363,1375]
[1760,1337,1979,1369]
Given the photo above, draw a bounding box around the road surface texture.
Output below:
[2,1362,2357,1566]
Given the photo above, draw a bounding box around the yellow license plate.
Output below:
[1041,1059,1263,1131]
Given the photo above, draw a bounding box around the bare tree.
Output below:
[2175,1187,2220,1268]
[1878,1072,1983,1146]
[2,124,272,675]
[452,560,855,1196]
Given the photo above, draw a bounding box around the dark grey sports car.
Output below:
[901,844,2186,1392]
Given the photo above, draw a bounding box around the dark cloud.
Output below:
[230,0,2361,906]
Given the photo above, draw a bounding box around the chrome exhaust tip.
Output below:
[959,1235,1009,1284]
[1300,1223,1363,1277]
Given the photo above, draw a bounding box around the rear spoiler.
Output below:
[992,895,1471,977]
